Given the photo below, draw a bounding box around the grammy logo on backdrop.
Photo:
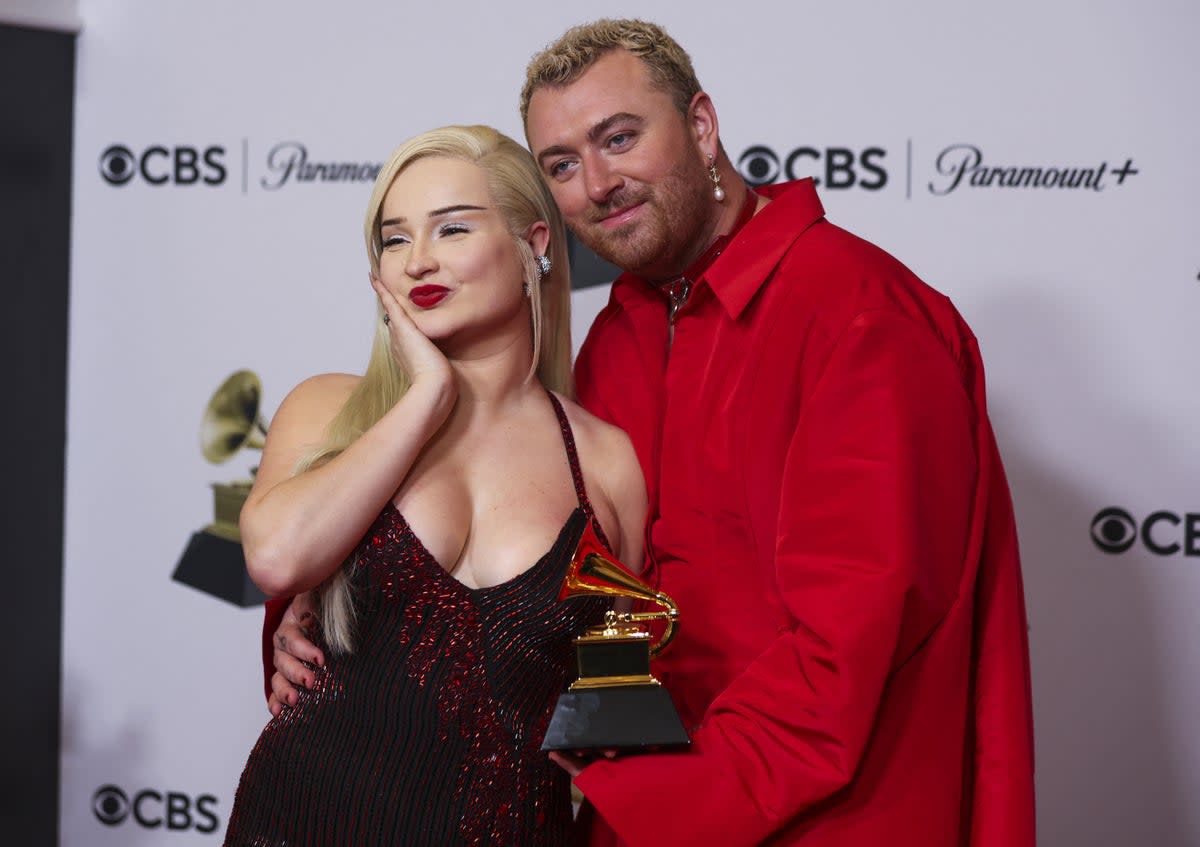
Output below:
[541,520,690,752]
[172,370,270,607]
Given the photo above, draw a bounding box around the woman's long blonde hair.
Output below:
[303,125,573,653]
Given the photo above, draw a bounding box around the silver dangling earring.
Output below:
[525,254,549,296]
[708,154,725,202]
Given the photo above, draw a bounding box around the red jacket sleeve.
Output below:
[576,310,981,845]
[966,434,1036,847]
[574,305,622,430]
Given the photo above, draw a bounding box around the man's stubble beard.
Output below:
[571,158,713,282]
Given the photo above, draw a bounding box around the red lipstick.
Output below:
[409,285,450,308]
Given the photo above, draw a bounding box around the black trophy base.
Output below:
[540,684,691,752]
[172,530,268,608]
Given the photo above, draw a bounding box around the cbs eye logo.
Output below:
[1090,507,1137,553]
[99,144,227,187]
[91,784,219,832]
[98,146,137,186]
[93,784,129,826]
[1090,507,1200,556]
[736,145,888,190]
[738,146,781,186]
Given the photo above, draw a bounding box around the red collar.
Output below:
[610,179,827,321]
[671,187,759,285]
[704,178,825,318]
[658,189,758,322]
[662,185,753,289]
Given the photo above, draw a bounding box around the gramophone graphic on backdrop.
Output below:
[172,370,270,607]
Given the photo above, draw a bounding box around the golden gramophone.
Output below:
[199,370,268,542]
[541,520,691,752]
[172,370,270,607]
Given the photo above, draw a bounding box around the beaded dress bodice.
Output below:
[224,394,609,846]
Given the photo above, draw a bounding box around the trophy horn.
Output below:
[200,370,269,464]
[562,520,680,656]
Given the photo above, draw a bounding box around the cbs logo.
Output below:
[737,145,888,190]
[99,144,227,187]
[1090,507,1200,556]
[92,784,219,833]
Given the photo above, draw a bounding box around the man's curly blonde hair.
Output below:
[520,19,702,126]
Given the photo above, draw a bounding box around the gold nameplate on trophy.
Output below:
[540,520,690,751]
[207,480,253,543]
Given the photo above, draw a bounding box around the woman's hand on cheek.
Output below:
[371,274,454,389]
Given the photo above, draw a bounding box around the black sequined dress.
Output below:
[225,394,609,846]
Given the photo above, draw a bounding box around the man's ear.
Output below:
[525,220,551,258]
[688,91,720,158]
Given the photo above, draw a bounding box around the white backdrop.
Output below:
[62,1,1200,844]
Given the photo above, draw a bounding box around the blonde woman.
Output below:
[224,125,645,847]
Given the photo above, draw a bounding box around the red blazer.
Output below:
[569,180,1035,846]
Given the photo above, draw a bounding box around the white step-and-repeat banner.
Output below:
[62,1,1198,844]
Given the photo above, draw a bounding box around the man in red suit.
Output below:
[267,18,1036,846]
